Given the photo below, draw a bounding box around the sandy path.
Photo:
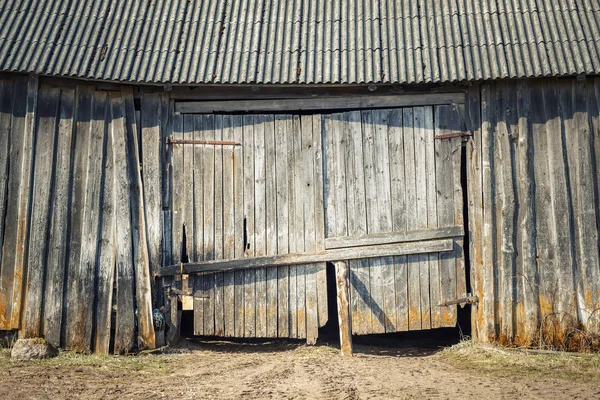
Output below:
[0,340,598,399]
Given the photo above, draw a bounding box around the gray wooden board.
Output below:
[203,114,216,336]
[480,84,497,339]
[293,115,306,339]
[265,115,278,338]
[64,86,93,351]
[0,79,13,328]
[424,106,442,329]
[43,88,74,348]
[414,106,432,330]
[403,107,422,330]
[254,115,267,337]
[303,115,319,343]
[222,115,236,337]
[233,115,245,337]
[0,76,36,330]
[312,114,328,328]
[77,90,107,352]
[434,105,459,328]
[176,93,466,113]
[140,93,165,307]
[0,80,12,316]
[124,88,155,350]
[95,93,116,354]
[495,82,516,341]
[243,115,256,337]
[388,108,409,332]
[362,110,386,334]
[23,86,59,338]
[113,94,136,354]
[325,226,464,249]
[560,79,600,330]
[275,115,290,337]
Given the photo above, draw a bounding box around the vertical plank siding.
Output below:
[471,78,600,347]
[0,77,156,353]
[323,107,465,335]
[7,73,600,351]
[180,113,328,339]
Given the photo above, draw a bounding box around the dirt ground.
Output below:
[0,338,599,400]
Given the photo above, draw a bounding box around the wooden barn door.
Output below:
[322,105,466,335]
[168,114,328,342]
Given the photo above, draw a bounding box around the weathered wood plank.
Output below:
[312,114,328,328]
[434,104,461,328]
[362,110,385,334]
[193,273,204,335]
[372,109,396,332]
[345,110,371,335]
[22,86,59,338]
[191,115,203,333]
[65,88,104,352]
[275,115,290,337]
[112,93,136,354]
[414,106,432,330]
[176,92,466,113]
[167,107,183,345]
[243,115,256,337]
[62,86,92,347]
[403,107,422,330]
[222,115,236,337]
[325,226,464,249]
[232,115,245,337]
[0,80,12,313]
[214,115,225,336]
[561,79,600,333]
[95,93,116,354]
[161,240,454,275]
[202,115,216,336]
[388,108,409,332]
[495,82,516,341]
[514,80,538,343]
[43,88,75,348]
[254,115,268,337]
[0,76,37,330]
[293,115,306,339]
[464,84,484,341]
[140,93,166,307]
[124,88,155,350]
[334,261,352,357]
[480,84,497,340]
[302,115,319,344]
[423,105,442,329]
[264,114,278,338]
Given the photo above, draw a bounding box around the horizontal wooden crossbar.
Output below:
[175,92,466,114]
[158,239,454,276]
[324,225,464,250]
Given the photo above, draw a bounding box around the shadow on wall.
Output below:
[475,77,600,351]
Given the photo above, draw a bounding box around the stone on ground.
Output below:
[11,338,58,361]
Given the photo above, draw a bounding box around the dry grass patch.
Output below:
[0,346,171,372]
[438,340,600,384]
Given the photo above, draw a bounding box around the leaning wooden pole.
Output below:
[334,261,352,356]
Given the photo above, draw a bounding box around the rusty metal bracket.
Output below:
[169,287,209,299]
[438,295,479,308]
[166,138,241,146]
[435,132,472,140]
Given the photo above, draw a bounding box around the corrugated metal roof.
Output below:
[1,0,599,85]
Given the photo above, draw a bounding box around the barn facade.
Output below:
[0,0,599,354]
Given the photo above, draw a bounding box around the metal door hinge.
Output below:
[435,132,472,140]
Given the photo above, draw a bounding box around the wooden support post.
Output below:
[334,261,352,356]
